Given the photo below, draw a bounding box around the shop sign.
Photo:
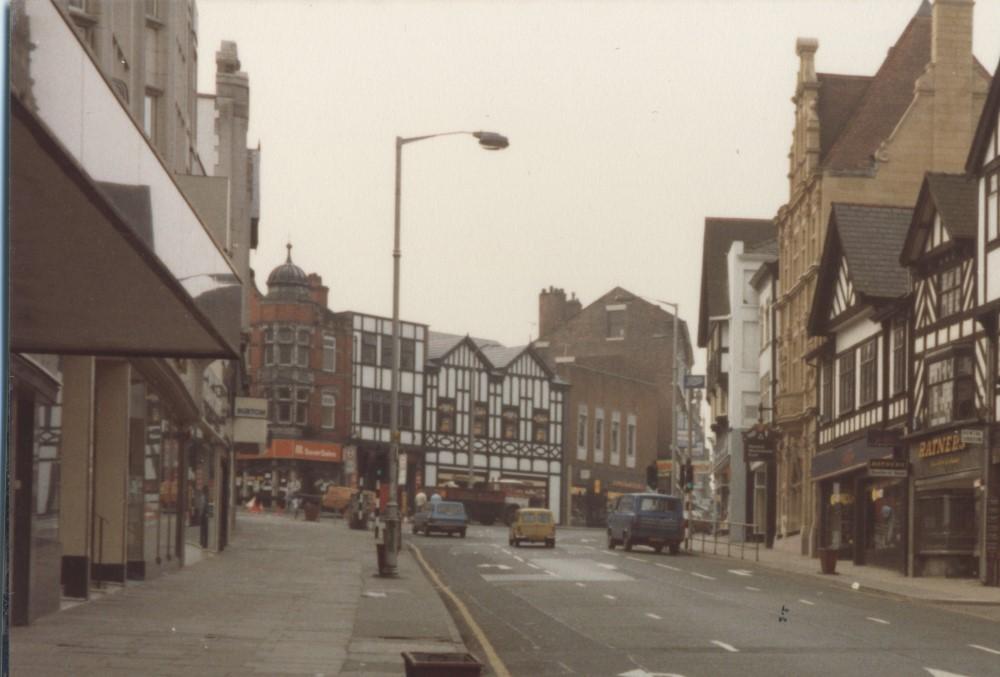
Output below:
[684,374,706,389]
[743,423,779,463]
[916,432,968,460]
[868,459,908,478]
[866,428,902,448]
[656,459,672,477]
[960,428,984,446]
[398,451,407,486]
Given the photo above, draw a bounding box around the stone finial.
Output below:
[796,38,819,85]
[286,242,293,263]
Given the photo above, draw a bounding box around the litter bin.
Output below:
[304,502,320,521]
[401,652,482,677]
[818,547,838,575]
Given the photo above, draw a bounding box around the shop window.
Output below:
[532,409,550,443]
[859,339,877,406]
[937,266,962,318]
[295,389,309,425]
[323,334,336,372]
[577,406,588,459]
[927,351,975,427]
[360,389,391,426]
[892,323,906,395]
[321,393,336,429]
[838,351,855,414]
[361,332,378,365]
[501,406,519,440]
[437,397,455,433]
[916,490,976,554]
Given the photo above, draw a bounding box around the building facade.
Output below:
[9,0,252,625]
[775,1,989,555]
[423,334,566,521]
[243,247,353,506]
[809,204,912,574]
[535,286,693,493]
[698,218,775,539]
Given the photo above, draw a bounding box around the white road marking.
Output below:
[645,613,663,620]
[604,594,617,601]
[618,669,687,677]
[584,545,596,550]
[597,563,619,570]
[711,640,739,653]
[599,551,621,557]
[500,549,511,556]
[513,556,524,563]
[527,563,540,569]
[924,669,971,677]
[655,563,681,572]
[798,599,815,606]
[691,572,716,580]
[626,556,645,562]
[728,569,752,577]
[866,617,890,625]
[545,570,558,577]
[477,564,513,570]
[580,538,594,543]
[745,586,761,591]
[969,644,1000,655]
[575,582,587,588]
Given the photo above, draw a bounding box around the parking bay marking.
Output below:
[866,617,890,625]
[799,599,815,606]
[604,594,617,601]
[969,644,1000,655]
[728,569,752,577]
[691,572,716,580]
[646,613,663,620]
[656,563,681,572]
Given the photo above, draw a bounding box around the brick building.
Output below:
[534,286,693,494]
[242,246,353,504]
[774,0,990,556]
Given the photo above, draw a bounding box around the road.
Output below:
[410,525,1000,677]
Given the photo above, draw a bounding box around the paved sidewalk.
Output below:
[10,511,469,676]
[689,531,1000,605]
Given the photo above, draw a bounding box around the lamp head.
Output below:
[473,131,509,150]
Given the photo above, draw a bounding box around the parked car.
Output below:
[508,508,555,548]
[412,500,468,537]
[607,493,684,554]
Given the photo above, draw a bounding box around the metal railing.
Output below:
[686,519,761,562]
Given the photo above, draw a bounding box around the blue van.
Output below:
[607,493,684,554]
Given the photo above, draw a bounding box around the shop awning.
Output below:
[10,0,240,358]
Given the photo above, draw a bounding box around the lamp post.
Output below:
[657,300,680,495]
[382,129,509,577]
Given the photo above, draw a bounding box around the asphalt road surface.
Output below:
[410,525,1000,677]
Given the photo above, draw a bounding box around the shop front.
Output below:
[908,428,983,578]
[812,434,907,573]
[237,438,344,510]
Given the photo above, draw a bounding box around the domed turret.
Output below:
[266,243,310,300]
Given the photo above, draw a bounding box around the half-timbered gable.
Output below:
[422,333,566,520]
[901,173,985,432]
[809,204,911,451]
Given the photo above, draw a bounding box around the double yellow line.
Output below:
[409,543,512,677]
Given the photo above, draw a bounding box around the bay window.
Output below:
[927,350,975,427]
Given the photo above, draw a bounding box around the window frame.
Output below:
[501,406,519,441]
[437,397,456,434]
[593,408,604,463]
[577,406,588,460]
[987,170,999,244]
[937,265,962,319]
[606,309,625,339]
[859,339,878,406]
[321,392,336,429]
[838,350,856,415]
[361,332,378,366]
[323,333,336,372]
[892,323,906,395]
[926,349,975,427]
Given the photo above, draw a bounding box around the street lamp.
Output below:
[382,130,510,577]
[656,300,680,496]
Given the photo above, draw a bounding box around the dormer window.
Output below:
[937,266,962,318]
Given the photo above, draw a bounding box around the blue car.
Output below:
[412,500,468,537]
[607,493,684,554]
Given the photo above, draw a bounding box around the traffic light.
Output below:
[682,461,694,492]
[645,462,658,491]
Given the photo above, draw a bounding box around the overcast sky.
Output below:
[197,0,1000,375]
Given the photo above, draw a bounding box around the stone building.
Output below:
[242,247,353,505]
[9,0,255,625]
[774,0,990,556]
[697,218,775,540]
[534,286,693,494]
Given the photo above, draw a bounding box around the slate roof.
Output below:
[831,203,912,299]
[426,331,501,362]
[478,345,525,370]
[821,8,931,172]
[925,173,978,240]
[697,218,775,347]
[816,73,872,165]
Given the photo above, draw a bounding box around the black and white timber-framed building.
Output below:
[422,333,567,521]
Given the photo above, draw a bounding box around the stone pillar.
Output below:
[92,360,130,583]
[59,357,95,598]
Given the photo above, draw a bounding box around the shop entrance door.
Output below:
[863,479,906,571]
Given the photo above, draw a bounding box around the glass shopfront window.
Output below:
[823,479,855,551]
[864,478,906,570]
[916,490,976,555]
